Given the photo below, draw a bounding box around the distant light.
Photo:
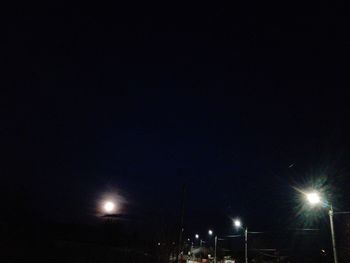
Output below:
[234,219,242,228]
[158,242,161,246]
[187,238,190,241]
[208,230,213,235]
[103,201,115,213]
[306,192,321,205]
[195,234,199,239]
[208,254,211,258]
[99,191,125,216]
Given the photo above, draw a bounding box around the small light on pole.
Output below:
[195,234,199,239]
[234,219,242,228]
[234,218,247,263]
[208,230,217,263]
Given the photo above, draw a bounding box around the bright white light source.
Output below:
[195,234,199,239]
[103,201,115,213]
[234,219,242,228]
[208,230,213,235]
[306,192,321,205]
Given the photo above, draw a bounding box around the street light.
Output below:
[208,230,217,263]
[234,219,242,228]
[195,234,202,249]
[304,191,338,263]
[306,192,321,205]
[234,219,248,263]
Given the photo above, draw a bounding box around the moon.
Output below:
[103,201,116,213]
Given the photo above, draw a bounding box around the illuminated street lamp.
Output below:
[304,191,338,263]
[234,219,242,228]
[195,234,199,239]
[208,230,217,263]
[306,192,321,205]
[234,219,248,263]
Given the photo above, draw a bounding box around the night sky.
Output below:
[3,2,350,237]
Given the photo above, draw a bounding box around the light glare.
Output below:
[306,192,321,205]
[208,230,213,235]
[234,219,242,228]
[104,201,115,213]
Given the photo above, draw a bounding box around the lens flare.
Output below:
[234,219,242,228]
[306,192,321,205]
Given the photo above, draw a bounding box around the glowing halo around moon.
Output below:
[103,201,116,213]
[98,191,127,216]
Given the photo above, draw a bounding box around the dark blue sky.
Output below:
[3,2,350,234]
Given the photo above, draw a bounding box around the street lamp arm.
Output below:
[333,211,350,214]
[248,231,264,234]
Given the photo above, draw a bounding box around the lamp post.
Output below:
[305,191,338,263]
[244,227,248,263]
[234,219,248,263]
[195,234,200,248]
[208,230,217,263]
[195,234,204,251]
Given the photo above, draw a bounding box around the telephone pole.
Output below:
[176,184,186,263]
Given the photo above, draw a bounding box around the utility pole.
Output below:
[214,235,217,263]
[329,205,338,263]
[245,227,248,263]
[176,185,186,263]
